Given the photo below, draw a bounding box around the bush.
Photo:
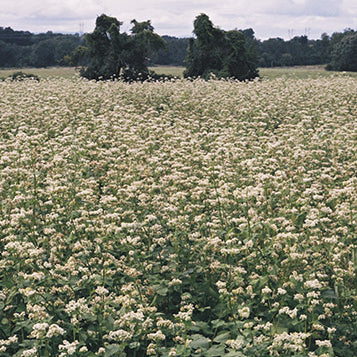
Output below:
[328,31,357,71]
[10,71,40,81]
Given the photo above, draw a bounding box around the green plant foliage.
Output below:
[0,76,356,356]
[9,71,40,81]
[328,31,357,71]
[71,14,166,81]
[184,14,259,80]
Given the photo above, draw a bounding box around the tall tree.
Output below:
[184,14,259,80]
[72,14,165,81]
[328,31,357,71]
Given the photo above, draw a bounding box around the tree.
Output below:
[328,31,357,71]
[31,40,56,67]
[71,14,165,81]
[184,14,259,80]
[150,36,189,66]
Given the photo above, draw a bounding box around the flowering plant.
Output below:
[0,75,356,356]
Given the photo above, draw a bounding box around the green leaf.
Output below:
[104,344,125,357]
[276,325,289,334]
[225,351,246,357]
[211,319,226,329]
[157,287,168,296]
[213,331,231,343]
[152,284,169,296]
[191,321,212,335]
[189,334,211,350]
[205,345,226,356]
[322,289,338,300]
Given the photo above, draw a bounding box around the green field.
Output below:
[149,65,357,80]
[0,67,78,79]
[2,65,357,80]
[0,72,356,356]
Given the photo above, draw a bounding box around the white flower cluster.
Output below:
[0,74,355,356]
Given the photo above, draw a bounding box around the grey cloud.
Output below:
[0,0,355,39]
[303,0,342,17]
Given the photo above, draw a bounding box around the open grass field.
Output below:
[259,66,357,80]
[2,65,357,80]
[0,72,356,356]
[0,67,78,79]
[151,65,357,80]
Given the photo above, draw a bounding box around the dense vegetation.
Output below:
[69,13,258,81]
[0,74,356,356]
[0,27,82,68]
[183,14,258,80]
[1,23,356,72]
[150,36,189,66]
[327,31,357,72]
[69,14,165,81]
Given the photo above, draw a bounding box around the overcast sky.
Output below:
[0,0,356,39]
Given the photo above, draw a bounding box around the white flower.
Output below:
[79,346,88,353]
[238,306,250,319]
[277,288,287,295]
[294,293,304,301]
[262,286,272,294]
[304,279,323,289]
[315,340,332,348]
[226,337,244,350]
[168,278,182,286]
[30,323,49,339]
[147,330,166,341]
[21,347,37,357]
[107,329,132,342]
[327,327,336,334]
[59,340,79,355]
[95,286,109,295]
[168,348,177,356]
[46,324,65,338]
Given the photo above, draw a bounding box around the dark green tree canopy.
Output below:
[71,14,165,81]
[184,14,259,80]
[328,30,357,71]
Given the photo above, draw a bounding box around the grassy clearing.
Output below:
[148,65,357,80]
[1,65,356,80]
[149,65,185,78]
[0,76,356,356]
[0,67,78,79]
[259,66,357,80]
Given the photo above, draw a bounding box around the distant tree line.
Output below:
[0,27,82,68]
[0,23,356,72]
[154,29,357,72]
[257,29,356,70]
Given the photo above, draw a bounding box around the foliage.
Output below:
[71,14,166,81]
[327,30,357,72]
[9,71,40,81]
[257,35,332,68]
[149,36,190,66]
[1,24,356,72]
[0,75,356,356]
[0,27,82,68]
[184,14,259,80]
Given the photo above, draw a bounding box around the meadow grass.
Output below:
[0,67,78,79]
[0,75,356,356]
[259,65,357,80]
[149,65,185,78]
[1,65,357,80]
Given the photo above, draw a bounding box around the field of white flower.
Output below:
[0,76,356,357]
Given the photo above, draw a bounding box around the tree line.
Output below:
[0,27,82,68]
[0,16,356,75]
[155,28,357,72]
